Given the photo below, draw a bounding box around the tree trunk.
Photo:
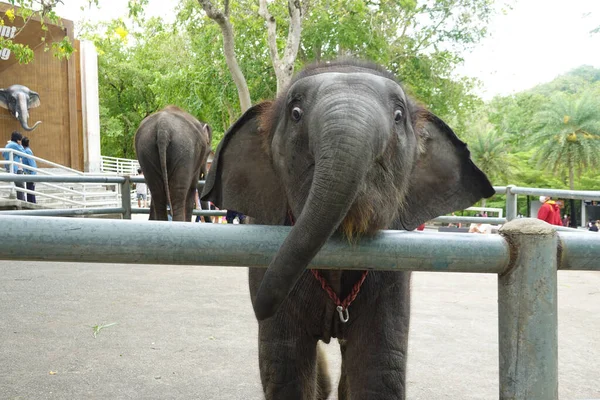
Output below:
[568,161,577,227]
[568,165,575,190]
[198,0,252,112]
[568,199,577,227]
[259,0,304,94]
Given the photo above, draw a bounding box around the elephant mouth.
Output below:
[339,161,404,240]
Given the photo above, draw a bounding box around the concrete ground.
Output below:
[1,211,599,400]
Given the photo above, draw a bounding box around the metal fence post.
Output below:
[498,218,558,400]
[120,176,132,220]
[505,184,517,221]
[8,151,16,199]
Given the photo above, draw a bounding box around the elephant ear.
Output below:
[0,89,9,109]
[203,123,213,146]
[203,123,212,137]
[28,91,40,108]
[398,106,495,230]
[201,103,287,225]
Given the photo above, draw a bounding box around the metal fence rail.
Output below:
[1,174,598,398]
[0,215,510,272]
[1,149,122,209]
[0,175,226,217]
[1,175,599,226]
[0,215,598,399]
[1,216,596,272]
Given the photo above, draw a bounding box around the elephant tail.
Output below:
[156,124,173,218]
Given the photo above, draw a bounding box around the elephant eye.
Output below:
[394,109,403,123]
[291,107,303,122]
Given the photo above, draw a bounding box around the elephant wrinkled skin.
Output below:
[135,106,212,221]
[202,60,494,400]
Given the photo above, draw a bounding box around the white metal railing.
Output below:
[100,156,142,201]
[1,148,85,176]
[1,148,123,209]
[101,156,140,175]
[465,207,503,218]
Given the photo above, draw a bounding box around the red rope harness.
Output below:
[310,269,369,323]
[286,209,368,323]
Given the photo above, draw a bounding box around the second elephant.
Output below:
[135,106,212,221]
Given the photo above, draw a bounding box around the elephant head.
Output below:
[0,84,41,131]
[202,60,495,320]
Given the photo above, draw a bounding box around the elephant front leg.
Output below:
[338,272,411,400]
[258,319,323,400]
[149,201,157,220]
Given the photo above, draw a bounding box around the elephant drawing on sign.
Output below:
[0,85,42,131]
[135,106,212,221]
[202,60,495,400]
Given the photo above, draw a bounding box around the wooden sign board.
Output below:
[0,2,83,171]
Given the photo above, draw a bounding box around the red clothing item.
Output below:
[537,202,555,224]
[551,204,563,226]
[537,201,562,226]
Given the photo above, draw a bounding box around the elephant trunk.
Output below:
[253,101,383,320]
[16,94,41,131]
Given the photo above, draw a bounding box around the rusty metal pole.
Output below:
[498,218,558,400]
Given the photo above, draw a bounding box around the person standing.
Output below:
[3,131,25,201]
[562,214,570,228]
[21,136,37,203]
[537,196,562,226]
[135,168,147,208]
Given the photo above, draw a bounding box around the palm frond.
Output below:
[531,90,600,187]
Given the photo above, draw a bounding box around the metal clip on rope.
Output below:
[336,305,350,323]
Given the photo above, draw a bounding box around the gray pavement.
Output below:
[0,260,598,399]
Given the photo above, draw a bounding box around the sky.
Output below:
[456,0,600,99]
[55,0,600,100]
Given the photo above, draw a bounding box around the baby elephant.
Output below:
[202,60,494,399]
[135,106,211,221]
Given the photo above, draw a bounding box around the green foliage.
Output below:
[476,65,600,199]
[49,35,74,59]
[0,37,33,63]
[0,1,79,63]
[1,1,156,63]
[81,18,162,158]
[486,92,546,146]
[174,0,277,140]
[531,65,600,96]
[466,128,514,185]
[88,0,506,162]
[530,91,600,189]
[299,0,498,125]
[127,0,149,22]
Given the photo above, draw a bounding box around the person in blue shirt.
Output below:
[3,131,25,201]
[21,136,37,203]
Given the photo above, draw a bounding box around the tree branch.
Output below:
[197,0,251,111]
[258,0,280,75]
[413,7,452,54]
[198,0,226,24]
[223,0,230,17]
[258,0,303,94]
